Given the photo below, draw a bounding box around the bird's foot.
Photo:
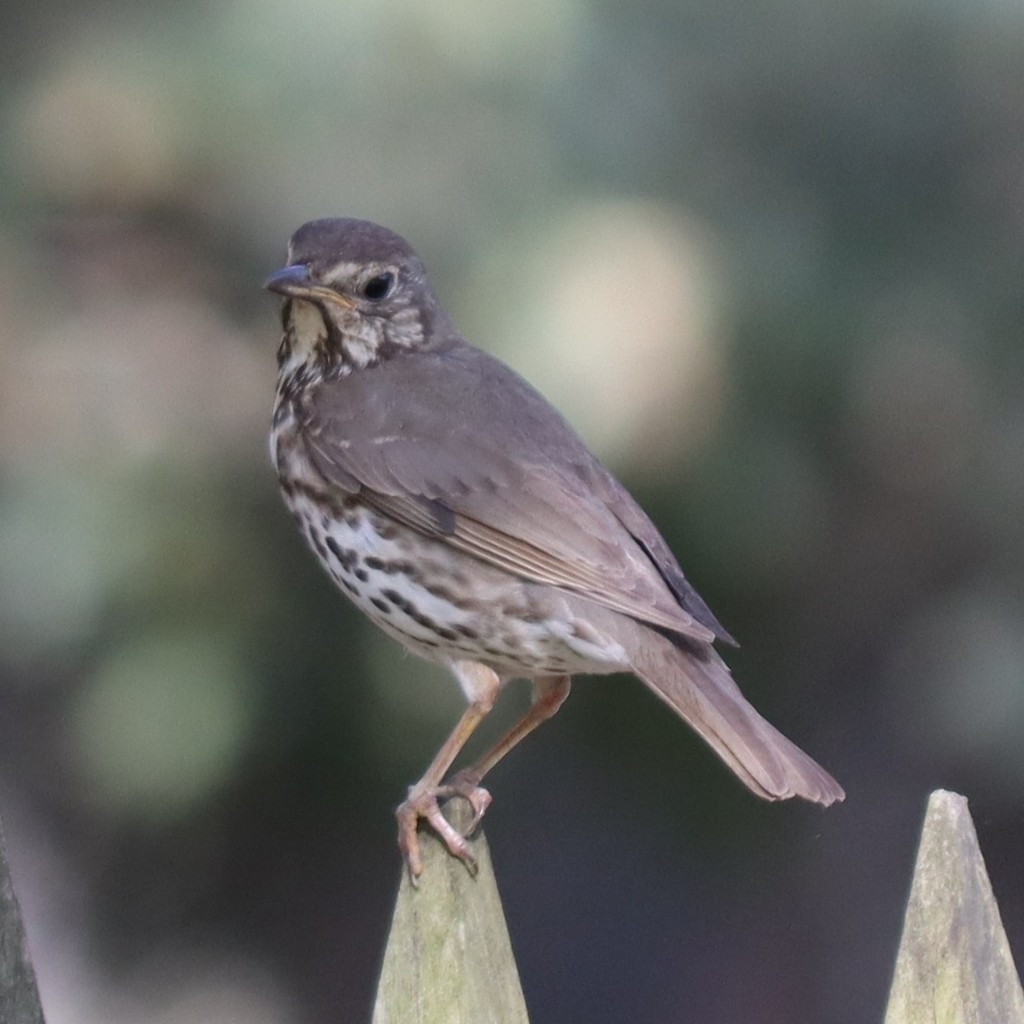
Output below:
[437,772,492,832]
[396,781,491,881]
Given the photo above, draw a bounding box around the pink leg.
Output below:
[440,675,572,828]
[396,661,501,879]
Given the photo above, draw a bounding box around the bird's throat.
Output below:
[278,299,328,375]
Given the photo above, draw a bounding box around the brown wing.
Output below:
[578,462,737,644]
[299,340,729,644]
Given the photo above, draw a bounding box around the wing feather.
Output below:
[298,343,728,644]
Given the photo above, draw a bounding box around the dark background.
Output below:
[1,2,1023,1022]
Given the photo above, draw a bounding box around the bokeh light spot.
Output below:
[71,631,254,819]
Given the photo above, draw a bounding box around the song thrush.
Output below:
[266,218,844,877]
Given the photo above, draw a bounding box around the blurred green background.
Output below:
[2,1,1023,1021]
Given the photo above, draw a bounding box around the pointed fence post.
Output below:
[372,800,530,1024]
[884,789,1024,1024]
[0,812,46,1024]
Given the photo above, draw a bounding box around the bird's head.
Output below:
[265,218,448,382]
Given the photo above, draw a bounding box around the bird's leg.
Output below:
[440,675,571,830]
[396,661,501,879]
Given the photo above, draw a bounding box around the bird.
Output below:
[265,217,844,877]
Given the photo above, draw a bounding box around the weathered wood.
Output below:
[884,789,1024,1024]
[0,812,46,1024]
[372,799,530,1024]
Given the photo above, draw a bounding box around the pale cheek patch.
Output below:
[341,319,384,369]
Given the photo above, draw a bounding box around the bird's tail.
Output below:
[628,628,845,806]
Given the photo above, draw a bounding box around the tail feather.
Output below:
[629,629,844,806]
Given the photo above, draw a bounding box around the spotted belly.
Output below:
[280,486,629,678]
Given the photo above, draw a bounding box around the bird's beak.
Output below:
[263,264,356,309]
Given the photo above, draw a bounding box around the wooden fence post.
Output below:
[0,812,46,1024]
[372,799,530,1024]
[884,789,1024,1024]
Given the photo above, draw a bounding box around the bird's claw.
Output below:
[437,773,492,832]
[396,783,490,881]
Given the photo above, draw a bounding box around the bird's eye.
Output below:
[361,272,395,301]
